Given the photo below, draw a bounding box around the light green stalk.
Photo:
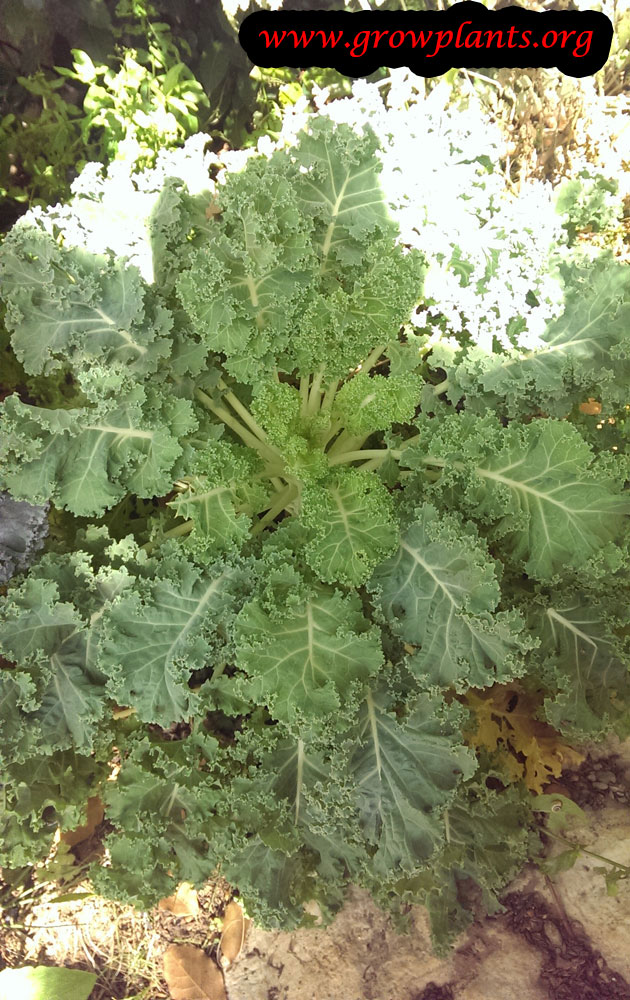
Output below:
[251,485,299,536]
[306,368,325,415]
[195,388,282,464]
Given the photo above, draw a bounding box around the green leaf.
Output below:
[351,688,476,875]
[176,154,314,378]
[0,965,97,1000]
[389,781,539,954]
[290,238,422,381]
[292,117,393,269]
[0,751,110,868]
[0,227,171,377]
[604,870,623,896]
[531,793,588,832]
[48,891,95,903]
[535,596,630,738]
[404,414,630,580]
[536,847,581,875]
[101,556,239,725]
[260,729,365,883]
[0,547,135,761]
[369,504,530,688]
[226,837,314,929]
[332,373,423,436]
[176,118,422,383]
[71,48,98,82]
[167,440,262,557]
[452,259,630,414]
[0,381,194,515]
[235,584,383,724]
[301,470,398,587]
[0,577,104,754]
[168,475,250,555]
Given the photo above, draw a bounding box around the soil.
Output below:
[224,864,630,1000]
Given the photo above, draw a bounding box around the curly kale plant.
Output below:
[0,116,629,950]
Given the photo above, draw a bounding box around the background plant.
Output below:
[0,0,256,218]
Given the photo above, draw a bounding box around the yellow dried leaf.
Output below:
[163,943,226,1000]
[579,398,602,415]
[158,882,200,916]
[219,901,252,969]
[463,689,503,749]
[463,683,584,793]
[513,727,583,794]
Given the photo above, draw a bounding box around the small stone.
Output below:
[592,782,609,791]
[598,771,617,783]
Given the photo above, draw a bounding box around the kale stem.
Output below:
[433,378,449,396]
[326,430,368,457]
[362,344,386,373]
[543,828,630,872]
[218,380,269,443]
[212,661,226,680]
[360,456,389,471]
[299,376,310,416]
[162,521,194,540]
[253,467,285,479]
[306,368,325,415]
[194,388,281,463]
[251,486,297,536]
[328,434,434,469]
[321,419,344,449]
[328,448,389,467]
[141,520,193,554]
[320,379,340,412]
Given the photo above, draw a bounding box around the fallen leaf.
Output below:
[59,796,104,848]
[159,882,200,917]
[303,899,324,925]
[163,944,226,1000]
[219,900,252,969]
[49,891,95,904]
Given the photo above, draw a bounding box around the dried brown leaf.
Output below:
[463,683,583,793]
[579,398,602,415]
[205,197,222,219]
[219,901,252,969]
[158,882,200,916]
[59,796,104,848]
[163,943,226,1000]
